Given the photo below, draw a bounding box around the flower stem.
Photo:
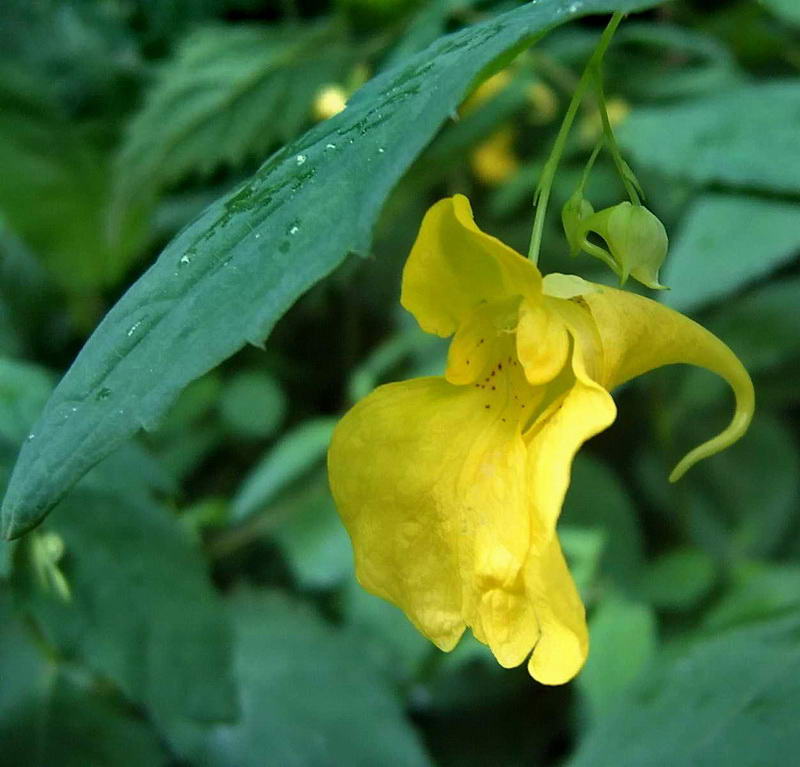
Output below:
[578,139,603,195]
[594,73,641,205]
[527,11,624,264]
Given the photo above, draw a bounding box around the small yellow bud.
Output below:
[579,96,630,144]
[313,85,348,121]
[470,127,518,185]
[527,82,558,124]
[461,70,513,115]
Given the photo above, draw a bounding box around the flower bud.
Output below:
[561,191,594,256]
[602,202,667,289]
[579,202,667,289]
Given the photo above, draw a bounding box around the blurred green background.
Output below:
[1,0,800,764]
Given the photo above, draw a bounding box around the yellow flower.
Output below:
[327,195,753,685]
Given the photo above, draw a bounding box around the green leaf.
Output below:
[0,71,143,299]
[180,590,433,766]
[114,21,352,212]
[578,592,657,718]
[684,414,800,559]
[618,79,800,194]
[569,611,800,767]
[760,0,800,25]
[339,578,433,684]
[348,327,441,402]
[0,232,54,356]
[641,547,717,611]
[609,22,741,101]
[19,484,238,727]
[382,0,454,70]
[561,454,644,589]
[704,561,800,631]
[0,593,167,767]
[0,357,53,444]
[219,370,286,439]
[0,541,11,578]
[1,0,662,539]
[560,526,607,598]
[271,471,352,589]
[663,193,800,312]
[232,417,336,522]
[704,275,800,373]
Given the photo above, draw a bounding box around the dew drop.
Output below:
[325,143,336,150]
[26,432,35,441]
[254,233,261,239]
[378,147,385,153]
[179,254,191,266]
[296,154,307,165]
[127,321,142,337]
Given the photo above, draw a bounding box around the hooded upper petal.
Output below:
[577,284,754,480]
[401,195,541,337]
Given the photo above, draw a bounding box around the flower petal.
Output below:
[401,195,541,337]
[525,342,618,535]
[327,377,539,663]
[445,296,521,385]
[516,299,570,386]
[525,535,589,685]
[517,344,613,684]
[582,285,754,480]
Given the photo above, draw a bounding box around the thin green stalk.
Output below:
[527,11,624,264]
[594,73,642,205]
[578,139,603,195]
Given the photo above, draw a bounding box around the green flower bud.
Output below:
[581,202,668,290]
[561,191,594,256]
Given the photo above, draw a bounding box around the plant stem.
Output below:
[578,139,603,195]
[527,11,624,264]
[594,73,641,205]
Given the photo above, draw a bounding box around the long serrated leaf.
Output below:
[0,71,141,296]
[1,0,661,538]
[114,21,352,211]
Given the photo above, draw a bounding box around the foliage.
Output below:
[1,0,799,764]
